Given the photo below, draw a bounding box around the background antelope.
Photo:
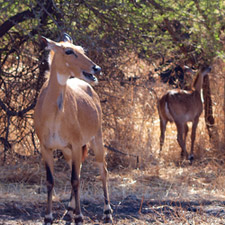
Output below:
[158,65,211,163]
[34,34,112,224]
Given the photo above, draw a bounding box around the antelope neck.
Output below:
[193,73,204,92]
[47,68,69,112]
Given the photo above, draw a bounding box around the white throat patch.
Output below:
[57,73,68,86]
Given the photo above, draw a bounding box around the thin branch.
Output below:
[0,98,36,117]
[104,144,140,168]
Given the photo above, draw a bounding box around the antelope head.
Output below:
[41,33,101,85]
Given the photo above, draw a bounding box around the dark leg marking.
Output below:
[45,163,54,224]
[46,164,54,187]
[71,163,83,224]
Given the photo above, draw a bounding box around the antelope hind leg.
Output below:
[189,118,199,164]
[176,124,188,160]
[90,135,113,223]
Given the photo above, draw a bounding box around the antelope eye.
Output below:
[65,49,74,55]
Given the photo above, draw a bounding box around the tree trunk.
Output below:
[203,75,215,139]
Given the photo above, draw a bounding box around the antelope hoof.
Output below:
[44,217,53,225]
[181,151,188,160]
[189,154,194,164]
[74,214,83,225]
[103,210,113,223]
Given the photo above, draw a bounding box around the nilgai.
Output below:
[34,34,112,224]
[158,65,211,163]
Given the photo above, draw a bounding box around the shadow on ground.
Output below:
[0,195,225,224]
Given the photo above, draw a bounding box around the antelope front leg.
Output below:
[42,147,54,225]
[184,124,189,143]
[64,191,76,222]
[71,149,83,225]
[61,148,75,221]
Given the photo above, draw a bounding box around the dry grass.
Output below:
[0,58,224,224]
[0,152,225,224]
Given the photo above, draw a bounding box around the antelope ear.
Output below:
[201,66,212,76]
[63,33,73,43]
[40,36,59,51]
[40,36,48,47]
[184,65,195,74]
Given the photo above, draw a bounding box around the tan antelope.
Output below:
[158,65,211,163]
[34,34,112,224]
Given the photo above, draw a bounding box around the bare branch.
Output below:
[0,9,36,38]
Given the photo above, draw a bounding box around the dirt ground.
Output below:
[0,153,225,225]
[1,196,225,224]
